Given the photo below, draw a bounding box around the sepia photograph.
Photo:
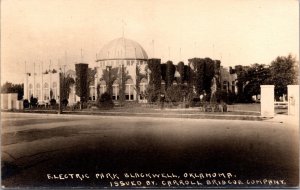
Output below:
[1,0,299,188]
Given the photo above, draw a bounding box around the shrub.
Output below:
[227,91,236,105]
[23,99,30,109]
[165,85,187,103]
[190,97,201,107]
[97,92,114,109]
[145,85,160,103]
[50,99,56,106]
[30,97,38,108]
[61,99,68,107]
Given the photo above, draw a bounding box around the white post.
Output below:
[288,85,299,118]
[260,85,274,117]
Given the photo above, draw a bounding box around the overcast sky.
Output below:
[1,0,299,84]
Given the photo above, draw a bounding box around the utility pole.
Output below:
[58,71,62,114]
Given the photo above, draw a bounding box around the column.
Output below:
[288,85,299,117]
[260,85,274,117]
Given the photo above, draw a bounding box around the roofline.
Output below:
[96,58,148,62]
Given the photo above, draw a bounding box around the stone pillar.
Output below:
[1,94,8,110]
[260,85,274,117]
[288,85,299,117]
[8,93,18,110]
[16,100,24,110]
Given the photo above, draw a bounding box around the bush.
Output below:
[190,97,201,107]
[227,91,236,105]
[165,85,188,104]
[30,97,38,108]
[97,92,114,109]
[23,99,30,109]
[145,85,160,103]
[50,99,56,106]
[61,99,68,107]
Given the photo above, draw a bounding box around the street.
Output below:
[1,112,299,188]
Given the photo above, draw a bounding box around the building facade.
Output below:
[95,37,149,102]
[23,37,237,105]
[24,70,60,104]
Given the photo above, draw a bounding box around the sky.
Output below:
[1,0,299,84]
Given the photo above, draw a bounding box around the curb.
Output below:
[2,110,266,121]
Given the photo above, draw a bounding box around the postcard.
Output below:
[1,0,299,189]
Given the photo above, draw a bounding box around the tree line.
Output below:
[235,54,298,102]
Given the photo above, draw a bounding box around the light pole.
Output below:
[58,72,62,114]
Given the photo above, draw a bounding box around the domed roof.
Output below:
[98,37,148,60]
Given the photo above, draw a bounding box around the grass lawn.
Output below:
[12,102,287,116]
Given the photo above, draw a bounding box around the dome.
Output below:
[98,37,148,60]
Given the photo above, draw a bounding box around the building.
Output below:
[220,66,238,94]
[95,37,149,102]
[24,70,61,104]
[23,37,237,105]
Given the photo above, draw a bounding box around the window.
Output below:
[100,80,107,95]
[127,60,130,66]
[52,82,57,99]
[29,84,33,98]
[125,79,134,100]
[139,78,148,100]
[36,83,41,100]
[90,86,96,101]
[112,79,119,100]
[44,83,49,100]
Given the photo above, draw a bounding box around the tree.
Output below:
[75,63,89,108]
[135,65,147,102]
[269,54,297,98]
[177,62,185,84]
[118,65,131,105]
[235,65,250,102]
[87,68,96,99]
[235,64,271,102]
[165,61,175,89]
[243,63,271,101]
[1,82,24,100]
[147,59,162,101]
[203,57,215,95]
[100,67,119,98]
[60,74,75,104]
[188,58,205,95]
